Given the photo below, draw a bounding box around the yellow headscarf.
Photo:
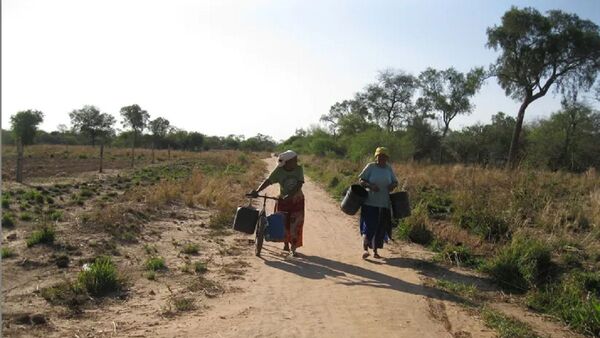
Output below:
[374,147,389,158]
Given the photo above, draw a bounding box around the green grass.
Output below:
[435,279,479,301]
[77,256,122,296]
[482,235,552,292]
[527,271,600,336]
[49,210,63,221]
[2,196,11,209]
[181,243,200,255]
[2,213,16,228]
[1,247,16,258]
[194,261,208,274]
[146,271,156,280]
[394,203,433,245]
[433,244,484,269]
[19,212,34,221]
[26,227,56,247]
[145,256,167,271]
[41,281,89,310]
[482,307,540,338]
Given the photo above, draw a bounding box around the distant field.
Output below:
[1,144,230,181]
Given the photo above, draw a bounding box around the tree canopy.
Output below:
[487,7,600,167]
[10,110,44,145]
[69,105,116,145]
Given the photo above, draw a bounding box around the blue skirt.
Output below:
[360,205,392,249]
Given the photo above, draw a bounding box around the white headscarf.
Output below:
[277,150,298,167]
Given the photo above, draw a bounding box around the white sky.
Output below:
[2,0,599,141]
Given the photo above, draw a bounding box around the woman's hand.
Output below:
[388,182,398,191]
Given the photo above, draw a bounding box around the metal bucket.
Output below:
[390,191,410,219]
[265,212,286,242]
[232,206,259,234]
[340,184,368,215]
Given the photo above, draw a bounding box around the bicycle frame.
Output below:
[246,194,278,257]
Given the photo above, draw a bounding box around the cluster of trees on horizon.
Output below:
[4,7,600,176]
[282,7,600,173]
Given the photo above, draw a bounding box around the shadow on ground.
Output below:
[260,248,491,305]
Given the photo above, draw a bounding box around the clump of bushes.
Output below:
[395,203,433,245]
[527,271,600,336]
[2,213,16,228]
[145,256,167,271]
[181,243,200,255]
[26,227,56,247]
[483,235,552,292]
[78,256,122,296]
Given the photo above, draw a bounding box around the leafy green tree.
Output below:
[418,67,486,162]
[320,99,369,137]
[120,104,149,168]
[149,117,170,162]
[69,105,116,146]
[361,70,417,132]
[527,100,600,171]
[10,110,44,182]
[487,7,600,168]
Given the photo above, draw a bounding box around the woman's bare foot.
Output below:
[373,252,381,259]
[362,251,370,259]
[283,243,290,252]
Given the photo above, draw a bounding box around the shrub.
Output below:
[145,256,166,271]
[181,243,200,255]
[2,197,10,209]
[1,247,16,258]
[2,213,15,228]
[49,210,63,221]
[434,244,483,268]
[26,227,56,247]
[194,261,208,274]
[394,203,433,245]
[41,281,88,309]
[20,212,34,222]
[77,256,121,296]
[483,235,552,292]
[527,271,600,336]
[172,296,195,312]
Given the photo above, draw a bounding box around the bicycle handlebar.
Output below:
[245,193,279,200]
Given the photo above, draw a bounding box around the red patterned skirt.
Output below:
[275,192,305,248]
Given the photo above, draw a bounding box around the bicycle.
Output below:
[245,193,280,257]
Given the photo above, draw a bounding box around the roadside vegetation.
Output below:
[301,154,600,336]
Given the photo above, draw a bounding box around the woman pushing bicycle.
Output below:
[250,150,305,257]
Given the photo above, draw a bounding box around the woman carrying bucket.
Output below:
[357,147,398,259]
[250,150,305,257]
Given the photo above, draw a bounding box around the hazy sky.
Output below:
[2,0,599,141]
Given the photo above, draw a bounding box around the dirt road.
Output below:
[154,158,494,338]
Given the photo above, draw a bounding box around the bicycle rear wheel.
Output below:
[255,216,266,256]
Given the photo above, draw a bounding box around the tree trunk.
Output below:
[16,138,24,183]
[507,97,532,169]
[99,142,104,173]
[439,124,450,164]
[131,132,136,168]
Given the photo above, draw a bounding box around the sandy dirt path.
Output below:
[155,158,494,338]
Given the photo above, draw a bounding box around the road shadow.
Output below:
[262,252,472,304]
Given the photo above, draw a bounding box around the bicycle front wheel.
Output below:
[255,216,266,256]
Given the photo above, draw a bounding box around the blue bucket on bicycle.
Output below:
[265,212,286,242]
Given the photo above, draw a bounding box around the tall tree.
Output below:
[487,7,600,168]
[69,105,115,146]
[149,117,170,163]
[10,110,44,182]
[320,99,368,137]
[120,104,149,168]
[419,67,485,162]
[361,70,417,132]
